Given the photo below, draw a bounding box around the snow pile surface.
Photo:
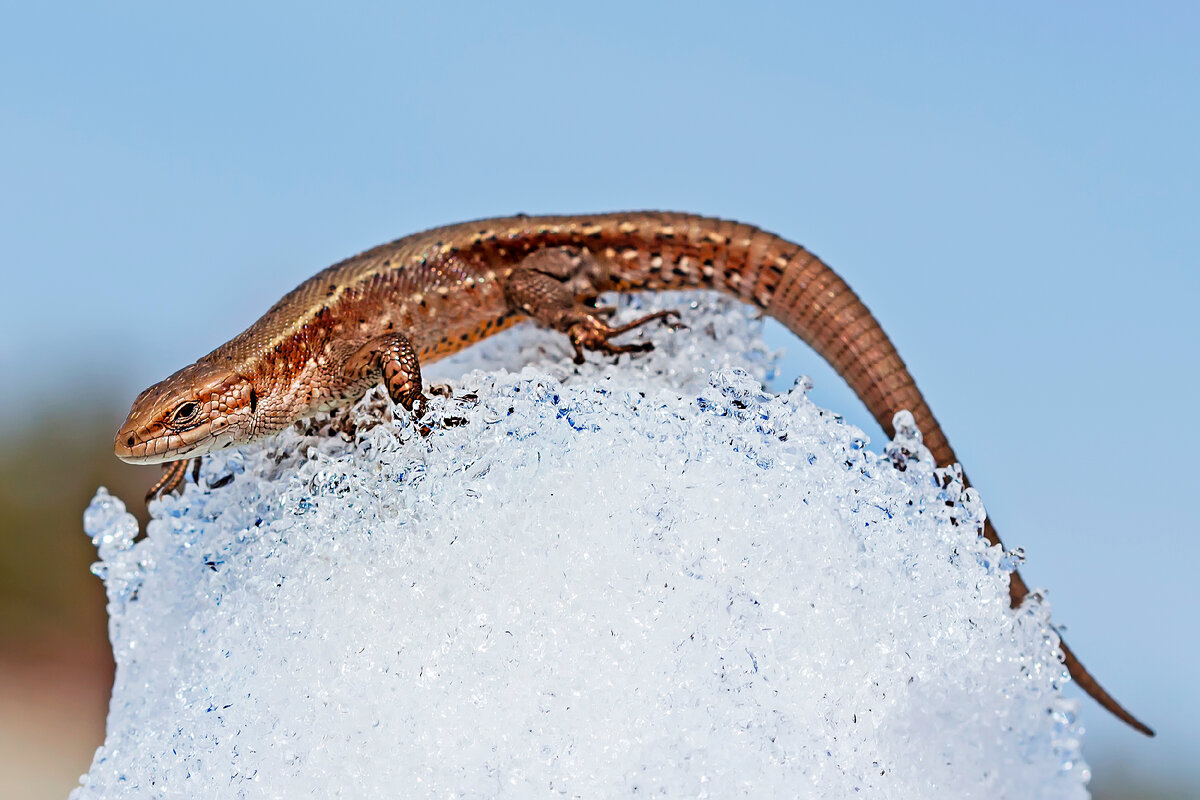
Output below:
[76,294,1089,799]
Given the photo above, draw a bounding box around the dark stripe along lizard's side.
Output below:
[114,210,1152,736]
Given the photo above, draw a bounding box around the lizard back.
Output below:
[217,212,951,464]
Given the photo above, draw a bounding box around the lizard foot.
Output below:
[566,310,681,364]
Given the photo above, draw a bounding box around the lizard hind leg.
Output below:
[503,249,680,365]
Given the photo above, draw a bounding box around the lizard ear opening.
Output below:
[249,388,258,413]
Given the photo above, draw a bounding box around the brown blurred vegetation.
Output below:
[0,402,156,799]
[0,406,1190,799]
[1089,767,1198,800]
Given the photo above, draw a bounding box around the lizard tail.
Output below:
[751,229,1154,736]
[1002,549,1154,736]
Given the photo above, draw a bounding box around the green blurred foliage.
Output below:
[0,403,152,656]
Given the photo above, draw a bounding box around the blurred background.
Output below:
[1,2,1196,797]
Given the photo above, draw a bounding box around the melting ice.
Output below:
[75,293,1089,798]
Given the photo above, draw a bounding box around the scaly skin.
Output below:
[114,210,1152,736]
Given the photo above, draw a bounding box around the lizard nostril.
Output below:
[126,436,135,447]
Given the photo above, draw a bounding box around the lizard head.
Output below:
[114,362,258,464]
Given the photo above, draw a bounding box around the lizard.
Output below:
[113,210,1153,736]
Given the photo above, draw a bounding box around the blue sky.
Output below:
[2,1,1196,780]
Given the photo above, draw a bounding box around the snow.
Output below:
[75,292,1089,798]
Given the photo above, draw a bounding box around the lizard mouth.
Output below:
[114,422,212,465]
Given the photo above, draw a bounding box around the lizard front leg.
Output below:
[342,333,429,419]
[503,248,679,364]
[146,457,201,501]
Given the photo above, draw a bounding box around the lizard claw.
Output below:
[662,311,687,332]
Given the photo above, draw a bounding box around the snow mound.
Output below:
[76,293,1088,798]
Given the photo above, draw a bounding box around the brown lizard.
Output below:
[113,211,1152,736]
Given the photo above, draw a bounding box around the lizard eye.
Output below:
[170,401,201,427]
